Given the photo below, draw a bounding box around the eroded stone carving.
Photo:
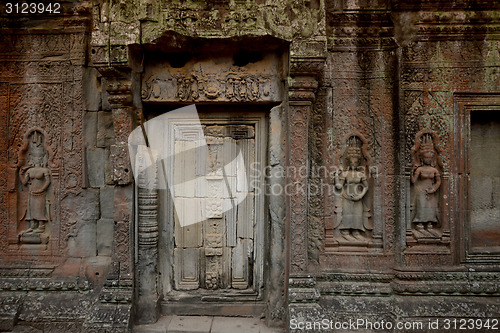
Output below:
[141,55,281,104]
[332,133,373,245]
[18,128,52,244]
[409,129,442,241]
[142,72,274,103]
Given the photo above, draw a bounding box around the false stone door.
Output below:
[166,111,265,301]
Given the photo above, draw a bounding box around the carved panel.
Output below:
[0,83,9,254]
[322,49,395,259]
[2,84,80,258]
[406,129,450,248]
[174,248,200,290]
[17,129,54,245]
[325,132,379,250]
[114,212,131,276]
[142,55,281,103]
[0,32,85,261]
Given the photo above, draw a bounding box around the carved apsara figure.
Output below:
[334,134,372,241]
[18,129,52,242]
[410,130,442,238]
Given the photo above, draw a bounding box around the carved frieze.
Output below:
[141,55,281,103]
[142,71,277,103]
[326,13,396,50]
[122,1,324,45]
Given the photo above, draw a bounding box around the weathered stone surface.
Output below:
[100,185,115,220]
[104,148,114,185]
[133,315,171,333]
[12,325,42,332]
[97,218,114,256]
[210,317,261,333]
[84,67,102,112]
[86,147,106,188]
[68,220,97,258]
[0,295,21,331]
[97,111,115,148]
[84,111,98,148]
[73,189,101,221]
[167,316,212,333]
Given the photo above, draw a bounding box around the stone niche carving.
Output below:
[407,129,449,246]
[141,54,281,103]
[328,133,375,249]
[17,128,53,245]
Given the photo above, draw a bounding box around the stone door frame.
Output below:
[156,110,268,313]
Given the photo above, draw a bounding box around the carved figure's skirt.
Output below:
[25,193,48,221]
[413,190,438,223]
[340,199,364,230]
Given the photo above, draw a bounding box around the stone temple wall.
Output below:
[0,2,134,332]
[0,0,499,332]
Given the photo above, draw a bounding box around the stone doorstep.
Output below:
[133,315,285,333]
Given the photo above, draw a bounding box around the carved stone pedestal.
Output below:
[19,233,49,245]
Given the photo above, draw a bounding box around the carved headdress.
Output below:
[18,127,52,169]
[339,132,371,173]
[411,129,443,170]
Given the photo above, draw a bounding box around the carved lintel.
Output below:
[141,66,281,103]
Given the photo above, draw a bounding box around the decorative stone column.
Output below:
[135,146,160,324]
[287,56,324,323]
[287,57,323,275]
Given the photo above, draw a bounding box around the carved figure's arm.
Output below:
[359,178,369,199]
[32,169,51,194]
[19,167,29,185]
[428,169,441,194]
[334,170,345,190]
[411,167,420,184]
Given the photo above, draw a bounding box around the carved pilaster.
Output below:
[98,68,134,185]
[287,57,323,275]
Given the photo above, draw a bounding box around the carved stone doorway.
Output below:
[133,41,286,322]
[148,106,269,316]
